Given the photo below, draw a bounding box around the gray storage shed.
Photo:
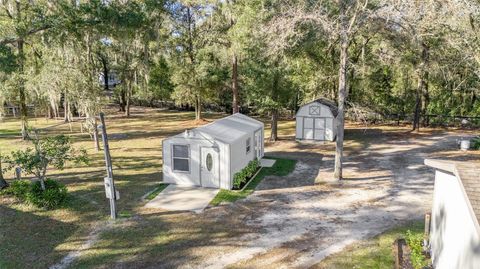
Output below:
[162,113,264,189]
[295,98,338,141]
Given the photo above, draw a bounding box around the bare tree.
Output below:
[266,0,375,180]
[0,154,8,190]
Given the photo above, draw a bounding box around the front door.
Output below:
[200,147,220,188]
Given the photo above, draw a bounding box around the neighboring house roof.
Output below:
[171,113,264,144]
[304,98,339,117]
[456,163,480,223]
[425,159,480,227]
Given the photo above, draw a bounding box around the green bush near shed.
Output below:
[233,159,260,189]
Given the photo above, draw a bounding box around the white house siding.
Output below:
[229,131,258,183]
[220,143,231,189]
[163,136,228,188]
[430,170,480,269]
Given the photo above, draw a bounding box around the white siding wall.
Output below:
[296,117,303,139]
[430,170,480,269]
[163,136,228,188]
[220,143,231,189]
[229,132,258,183]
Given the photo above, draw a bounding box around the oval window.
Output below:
[206,153,213,171]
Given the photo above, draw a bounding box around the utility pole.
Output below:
[99,112,118,219]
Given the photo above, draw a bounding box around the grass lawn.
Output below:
[144,183,169,200]
[210,157,297,206]
[0,108,228,268]
[313,220,425,269]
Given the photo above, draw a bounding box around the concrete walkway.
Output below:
[144,185,219,213]
[260,158,276,167]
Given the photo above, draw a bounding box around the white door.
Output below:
[304,118,314,139]
[303,117,326,140]
[314,118,325,140]
[200,147,220,188]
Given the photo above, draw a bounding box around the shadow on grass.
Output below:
[0,205,78,269]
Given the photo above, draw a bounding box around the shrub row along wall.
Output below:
[233,159,260,190]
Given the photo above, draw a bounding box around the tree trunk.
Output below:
[232,53,239,114]
[93,117,100,151]
[195,94,202,120]
[270,69,280,142]
[420,42,429,127]
[64,92,69,123]
[48,105,54,119]
[0,159,8,190]
[333,32,349,181]
[270,110,278,142]
[413,42,429,131]
[18,39,28,140]
[413,87,421,131]
[119,89,126,112]
[39,176,46,191]
[125,82,131,117]
[101,56,110,93]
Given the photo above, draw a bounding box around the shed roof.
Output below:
[425,159,480,229]
[304,98,339,117]
[172,113,263,144]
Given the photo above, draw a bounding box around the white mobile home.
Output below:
[296,98,338,141]
[162,113,264,189]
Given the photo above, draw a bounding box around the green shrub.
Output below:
[472,137,480,150]
[1,180,31,200]
[405,230,428,269]
[27,179,68,209]
[233,159,260,189]
[1,179,68,209]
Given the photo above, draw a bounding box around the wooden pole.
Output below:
[424,212,431,252]
[99,112,117,220]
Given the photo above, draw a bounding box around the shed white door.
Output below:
[304,118,314,139]
[314,118,325,140]
[200,147,220,188]
[303,117,326,140]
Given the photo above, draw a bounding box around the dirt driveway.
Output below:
[77,126,478,269]
[189,128,477,269]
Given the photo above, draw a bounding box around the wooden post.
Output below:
[14,167,21,181]
[99,112,117,220]
[393,238,406,269]
[424,212,431,252]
